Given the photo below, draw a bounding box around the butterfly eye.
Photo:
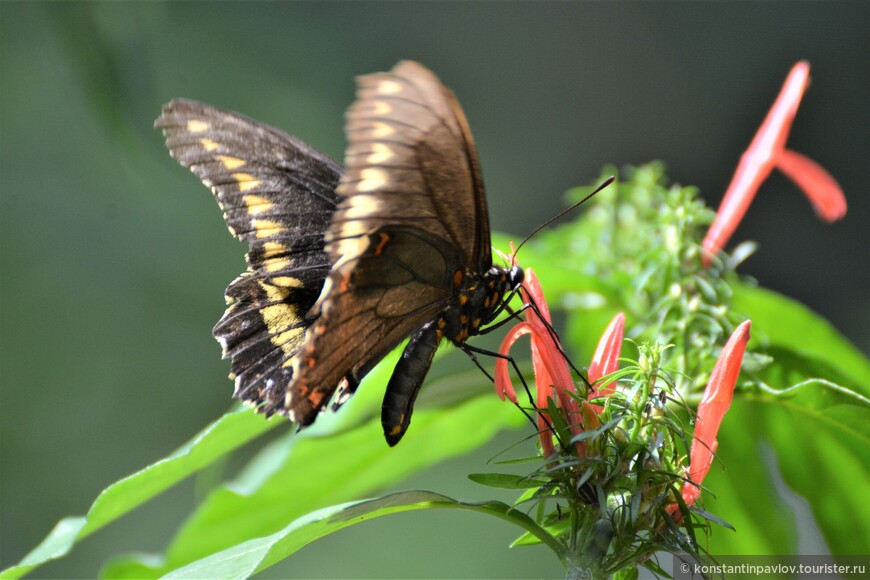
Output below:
[509,265,524,289]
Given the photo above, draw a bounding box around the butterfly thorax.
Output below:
[437,264,524,345]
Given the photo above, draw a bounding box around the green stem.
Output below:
[564,553,607,580]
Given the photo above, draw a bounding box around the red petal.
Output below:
[522,269,584,455]
[685,320,751,500]
[523,269,553,325]
[682,440,717,507]
[530,339,557,458]
[495,322,532,403]
[757,61,811,160]
[588,313,625,410]
[523,270,575,398]
[702,157,774,263]
[703,62,811,264]
[776,149,847,222]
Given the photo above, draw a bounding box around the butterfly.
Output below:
[155,61,522,445]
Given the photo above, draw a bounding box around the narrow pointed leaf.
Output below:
[163,491,566,578]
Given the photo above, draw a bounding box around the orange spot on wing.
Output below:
[374,232,390,255]
[308,389,325,408]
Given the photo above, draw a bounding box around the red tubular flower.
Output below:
[587,312,625,412]
[702,61,846,265]
[495,268,581,457]
[680,320,751,508]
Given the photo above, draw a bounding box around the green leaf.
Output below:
[614,564,639,580]
[0,408,276,579]
[512,519,570,548]
[699,401,799,556]
[1,518,87,580]
[704,392,870,557]
[101,392,524,577]
[726,287,870,555]
[468,473,547,489]
[161,491,566,579]
[732,284,870,394]
[753,395,870,555]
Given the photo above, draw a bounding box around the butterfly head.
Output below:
[507,263,524,290]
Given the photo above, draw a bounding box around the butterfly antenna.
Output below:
[512,175,615,259]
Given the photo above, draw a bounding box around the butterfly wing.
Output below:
[287,61,493,425]
[337,60,492,270]
[155,100,342,416]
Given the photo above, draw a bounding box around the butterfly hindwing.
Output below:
[287,226,463,425]
[155,100,342,415]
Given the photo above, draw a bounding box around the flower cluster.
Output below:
[495,269,750,541]
[484,61,846,577]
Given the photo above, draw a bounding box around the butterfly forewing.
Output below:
[286,61,494,425]
[334,61,488,267]
[155,100,342,415]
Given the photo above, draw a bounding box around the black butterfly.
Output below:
[155,61,522,445]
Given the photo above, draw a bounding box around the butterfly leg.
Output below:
[512,293,590,388]
[477,302,530,335]
[330,372,362,412]
[458,343,540,432]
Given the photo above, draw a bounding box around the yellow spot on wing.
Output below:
[371,122,394,138]
[262,242,286,258]
[344,195,382,220]
[258,280,304,356]
[253,219,284,238]
[271,276,302,287]
[367,142,394,164]
[356,168,387,192]
[187,120,209,133]
[275,328,302,353]
[259,282,289,302]
[264,256,292,273]
[329,234,371,272]
[233,173,261,192]
[378,79,403,94]
[261,304,299,332]
[219,155,246,170]
[244,194,273,215]
[200,138,220,151]
[370,101,393,115]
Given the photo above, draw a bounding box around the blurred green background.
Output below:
[2,2,867,578]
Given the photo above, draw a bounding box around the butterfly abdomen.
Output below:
[380,263,523,445]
